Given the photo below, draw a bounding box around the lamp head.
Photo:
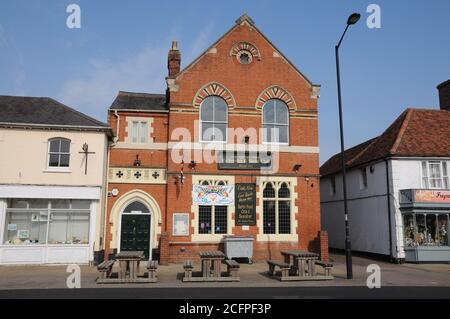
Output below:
[347,13,361,25]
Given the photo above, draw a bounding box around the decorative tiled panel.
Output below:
[108,167,166,184]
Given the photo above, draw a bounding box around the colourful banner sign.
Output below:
[414,190,450,203]
[192,185,235,206]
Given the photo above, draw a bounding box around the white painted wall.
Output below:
[321,161,392,256]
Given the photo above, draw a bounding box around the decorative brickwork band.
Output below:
[256,85,296,110]
[319,230,329,262]
[193,82,236,108]
[159,232,170,265]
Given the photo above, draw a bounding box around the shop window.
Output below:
[262,182,292,235]
[3,199,91,245]
[131,121,149,144]
[402,213,449,247]
[200,96,228,142]
[422,161,449,189]
[48,138,70,168]
[262,99,289,144]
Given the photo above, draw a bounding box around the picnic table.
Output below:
[182,250,240,282]
[281,250,319,277]
[116,251,144,280]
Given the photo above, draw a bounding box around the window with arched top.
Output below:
[262,99,289,144]
[200,96,228,142]
[263,182,292,235]
[48,138,71,168]
[123,201,150,214]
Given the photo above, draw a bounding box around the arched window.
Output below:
[48,138,71,168]
[200,96,228,142]
[123,201,150,214]
[262,99,289,144]
[263,182,292,235]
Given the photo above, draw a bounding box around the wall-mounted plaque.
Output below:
[218,151,272,170]
[172,213,189,236]
[235,183,256,226]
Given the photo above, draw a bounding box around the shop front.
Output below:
[400,189,450,262]
[0,185,100,264]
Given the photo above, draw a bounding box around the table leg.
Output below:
[214,259,221,278]
[292,257,299,276]
[284,254,290,265]
[298,259,306,277]
[308,259,315,277]
[119,260,127,279]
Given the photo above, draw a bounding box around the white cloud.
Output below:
[58,25,215,121]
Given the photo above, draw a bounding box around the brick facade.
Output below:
[104,15,327,263]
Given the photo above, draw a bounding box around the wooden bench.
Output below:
[267,260,290,278]
[147,260,158,279]
[224,259,240,278]
[315,261,333,276]
[183,260,194,279]
[97,259,115,279]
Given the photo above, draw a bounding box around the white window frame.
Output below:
[199,96,228,144]
[46,138,71,170]
[262,181,292,235]
[262,99,290,146]
[421,160,449,189]
[131,121,149,144]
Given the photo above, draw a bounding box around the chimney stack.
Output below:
[437,79,450,110]
[168,40,181,77]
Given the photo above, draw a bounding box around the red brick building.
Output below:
[104,14,327,264]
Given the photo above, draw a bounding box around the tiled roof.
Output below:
[320,108,450,176]
[0,95,109,128]
[109,91,167,111]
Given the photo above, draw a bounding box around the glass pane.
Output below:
[403,214,415,247]
[48,212,69,244]
[262,125,272,143]
[263,183,275,198]
[131,121,138,143]
[49,154,59,167]
[123,201,149,214]
[429,162,442,179]
[9,199,28,209]
[49,140,60,153]
[214,206,227,234]
[275,100,289,124]
[201,122,214,141]
[140,122,148,143]
[214,123,227,142]
[71,200,91,210]
[60,154,70,167]
[421,162,428,177]
[69,213,90,244]
[213,97,227,122]
[263,200,276,234]
[201,97,214,121]
[437,215,449,246]
[426,214,437,245]
[274,125,288,143]
[28,199,48,209]
[443,162,448,177]
[4,211,46,244]
[278,183,290,198]
[198,206,212,234]
[278,201,291,234]
[51,199,70,209]
[416,214,426,246]
[263,100,275,124]
[60,140,70,153]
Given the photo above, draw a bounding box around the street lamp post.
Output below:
[335,13,361,280]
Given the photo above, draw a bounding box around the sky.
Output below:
[0,0,449,163]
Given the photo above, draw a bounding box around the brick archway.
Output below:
[193,82,236,108]
[256,85,296,110]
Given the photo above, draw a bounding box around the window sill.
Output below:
[43,168,72,173]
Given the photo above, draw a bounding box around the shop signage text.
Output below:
[235,183,257,226]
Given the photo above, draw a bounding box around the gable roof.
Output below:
[320,108,450,177]
[172,14,319,89]
[109,91,168,112]
[0,95,109,130]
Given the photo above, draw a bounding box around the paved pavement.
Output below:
[0,253,449,293]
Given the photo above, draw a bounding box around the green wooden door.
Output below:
[120,214,151,259]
